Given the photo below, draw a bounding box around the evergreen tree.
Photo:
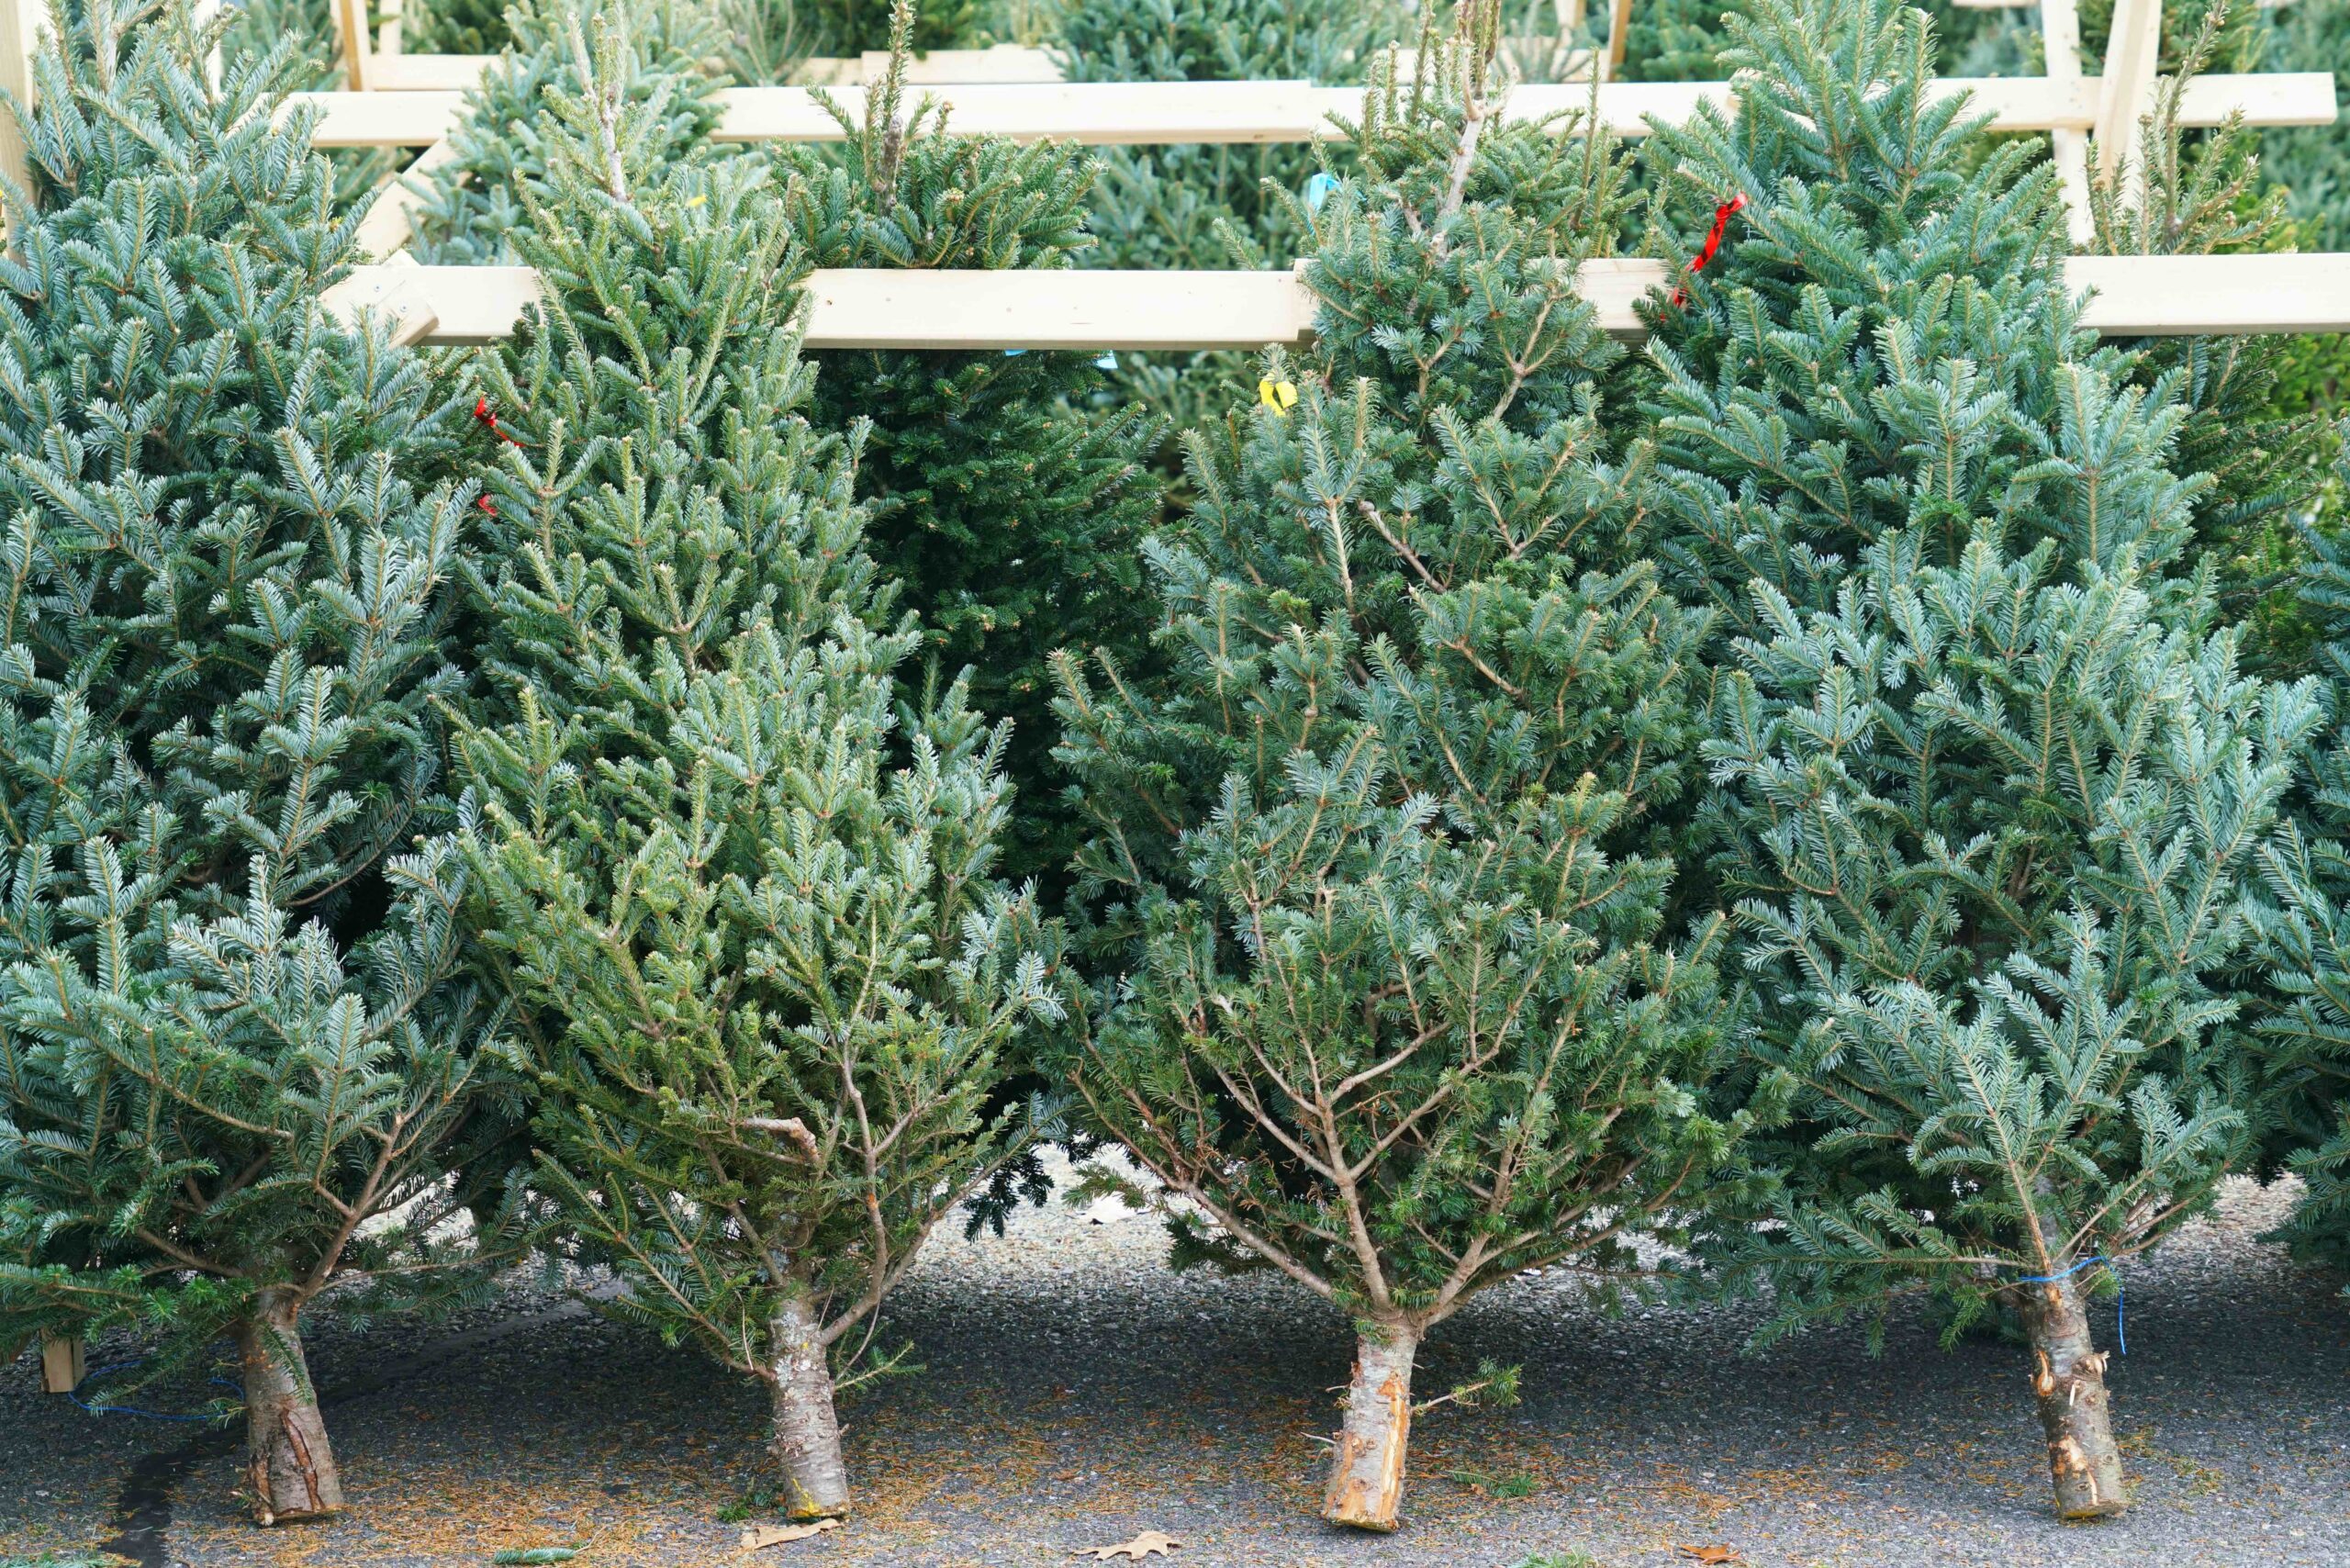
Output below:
[1640,0,2322,1518]
[774,2,1164,884]
[2255,429,2350,1278]
[1056,0,1399,434]
[0,0,509,1523]
[451,6,1058,1519]
[1050,6,1748,1531]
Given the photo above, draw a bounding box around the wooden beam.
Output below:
[290,71,2338,149]
[40,1332,84,1394]
[1607,0,1634,76]
[0,0,45,211]
[334,0,373,91]
[2040,0,2094,244]
[361,44,1062,92]
[354,138,461,261]
[2096,0,2163,186]
[319,252,2350,348]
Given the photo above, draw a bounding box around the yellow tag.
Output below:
[1258,378,1299,413]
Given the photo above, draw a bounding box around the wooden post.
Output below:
[2095,0,2162,201]
[0,0,45,210]
[335,0,374,91]
[2042,0,2094,244]
[40,1332,84,1394]
[1606,0,1633,77]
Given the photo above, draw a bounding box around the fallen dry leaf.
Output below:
[1072,1530,1184,1560]
[740,1518,844,1550]
[1675,1547,1742,1565]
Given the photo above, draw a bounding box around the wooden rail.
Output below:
[321,253,2350,348]
[289,70,2337,148]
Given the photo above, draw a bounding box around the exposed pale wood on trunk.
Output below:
[1322,1325,1418,1531]
[769,1299,850,1520]
[237,1289,343,1525]
[2020,1274,2128,1518]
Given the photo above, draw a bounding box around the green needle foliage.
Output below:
[0,0,512,1525]
[450,5,1059,1519]
[2255,431,2350,1279]
[1056,0,1401,435]
[773,1,1165,886]
[1050,5,1748,1532]
[1640,0,2322,1519]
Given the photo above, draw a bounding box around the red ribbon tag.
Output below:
[474,397,525,447]
[1670,192,1747,307]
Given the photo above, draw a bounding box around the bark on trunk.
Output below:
[1321,1322,1418,1532]
[2020,1272,2127,1520]
[236,1288,341,1525]
[768,1298,850,1521]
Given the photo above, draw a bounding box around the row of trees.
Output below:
[1,0,2343,1538]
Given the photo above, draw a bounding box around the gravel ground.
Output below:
[4,1165,2346,1568]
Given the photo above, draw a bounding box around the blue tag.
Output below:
[1095,352,1119,371]
[1304,172,1338,213]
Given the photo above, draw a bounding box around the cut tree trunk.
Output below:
[236,1288,342,1525]
[2020,1271,2127,1520]
[1322,1321,1419,1532]
[768,1297,850,1520]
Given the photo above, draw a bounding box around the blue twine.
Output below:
[2014,1255,2125,1356]
[1304,172,1339,213]
[69,1357,238,1423]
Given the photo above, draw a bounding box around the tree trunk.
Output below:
[2020,1271,2126,1520]
[1322,1321,1418,1532]
[236,1288,341,1525]
[768,1297,850,1520]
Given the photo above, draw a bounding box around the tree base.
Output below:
[238,1291,343,1525]
[770,1300,851,1521]
[1321,1324,1418,1532]
[2021,1272,2127,1521]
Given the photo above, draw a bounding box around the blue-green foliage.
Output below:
[1640,0,2322,1340]
[0,1,511,1369]
[1051,14,1749,1345]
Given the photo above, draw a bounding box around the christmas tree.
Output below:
[1640,0,2322,1518]
[0,0,509,1523]
[450,6,1058,1518]
[1050,5,1748,1531]
[2255,431,2350,1278]
[774,1,1165,884]
[1056,0,1400,433]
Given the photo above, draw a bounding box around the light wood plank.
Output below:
[291,71,2337,149]
[319,253,2350,348]
[2096,0,2163,185]
[335,0,373,91]
[39,1333,84,1394]
[2040,0,2094,244]
[0,0,45,211]
[354,138,462,261]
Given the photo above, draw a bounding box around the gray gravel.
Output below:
[4,1165,2345,1568]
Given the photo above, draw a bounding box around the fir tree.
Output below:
[0,0,509,1523]
[1639,0,2322,1518]
[1050,6,1747,1531]
[774,1,1164,884]
[1056,0,1399,433]
[2255,429,2350,1278]
[451,6,1058,1519]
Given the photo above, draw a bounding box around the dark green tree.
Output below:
[1640,0,2322,1518]
[450,6,1058,1518]
[770,6,1163,884]
[1050,6,1749,1530]
[0,0,511,1524]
